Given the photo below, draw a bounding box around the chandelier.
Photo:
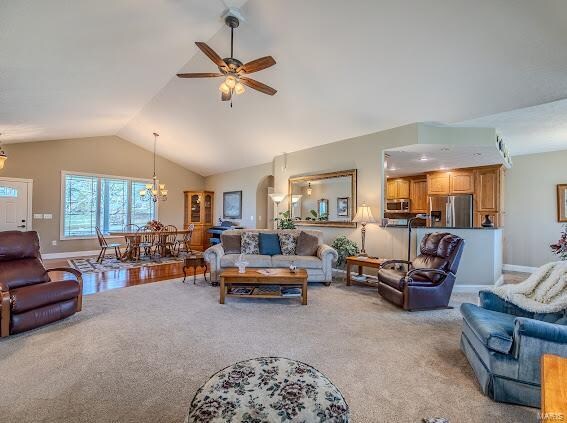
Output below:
[139,132,167,203]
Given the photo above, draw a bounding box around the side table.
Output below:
[345,256,388,286]
[183,254,208,284]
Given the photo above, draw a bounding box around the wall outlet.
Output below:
[51,240,57,246]
[43,213,53,219]
[33,213,43,219]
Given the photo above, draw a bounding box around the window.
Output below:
[0,186,18,197]
[62,172,156,239]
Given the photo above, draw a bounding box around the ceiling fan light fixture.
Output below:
[219,82,231,94]
[225,75,237,88]
[234,82,245,95]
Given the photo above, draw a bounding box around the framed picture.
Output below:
[337,197,349,217]
[557,184,567,222]
[223,191,242,219]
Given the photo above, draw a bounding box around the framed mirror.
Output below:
[288,169,357,228]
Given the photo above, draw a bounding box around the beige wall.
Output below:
[273,124,418,258]
[504,150,567,267]
[0,136,204,254]
[204,162,273,229]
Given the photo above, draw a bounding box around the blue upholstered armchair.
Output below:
[460,291,567,408]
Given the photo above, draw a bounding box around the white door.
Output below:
[0,180,31,231]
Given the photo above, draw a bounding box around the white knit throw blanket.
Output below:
[490,261,567,313]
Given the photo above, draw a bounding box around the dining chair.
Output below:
[176,224,195,256]
[156,225,178,257]
[95,227,123,263]
[137,225,157,259]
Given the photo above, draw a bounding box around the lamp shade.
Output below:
[269,193,286,203]
[352,203,376,224]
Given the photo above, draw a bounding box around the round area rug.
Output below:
[186,357,349,422]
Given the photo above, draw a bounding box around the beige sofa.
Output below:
[203,229,338,284]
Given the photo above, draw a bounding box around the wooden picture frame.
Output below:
[223,191,242,219]
[337,197,349,217]
[557,184,567,222]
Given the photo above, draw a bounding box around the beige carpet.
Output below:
[0,278,536,422]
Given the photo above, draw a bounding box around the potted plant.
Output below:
[331,235,359,268]
[274,210,296,230]
[550,224,567,260]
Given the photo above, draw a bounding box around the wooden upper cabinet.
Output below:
[386,179,410,200]
[428,173,450,195]
[397,179,410,199]
[475,167,500,212]
[410,179,428,213]
[386,180,397,200]
[450,170,474,194]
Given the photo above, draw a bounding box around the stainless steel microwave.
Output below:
[386,199,410,212]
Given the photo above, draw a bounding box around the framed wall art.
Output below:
[223,190,242,219]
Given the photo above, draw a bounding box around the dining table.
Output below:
[109,229,192,261]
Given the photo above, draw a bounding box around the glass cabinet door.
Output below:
[204,194,212,224]
[190,194,201,223]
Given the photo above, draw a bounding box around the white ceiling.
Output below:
[384,144,506,178]
[453,99,567,156]
[2,0,567,175]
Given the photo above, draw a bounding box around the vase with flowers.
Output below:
[550,224,567,261]
[147,220,164,231]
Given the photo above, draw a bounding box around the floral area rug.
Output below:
[186,357,349,422]
[68,255,185,273]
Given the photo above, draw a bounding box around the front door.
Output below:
[0,179,31,231]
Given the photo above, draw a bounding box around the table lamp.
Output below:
[352,202,376,256]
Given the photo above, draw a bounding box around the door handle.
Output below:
[17,225,26,228]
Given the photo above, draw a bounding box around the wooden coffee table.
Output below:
[219,268,308,305]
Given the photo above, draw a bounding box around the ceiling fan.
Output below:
[177,10,277,104]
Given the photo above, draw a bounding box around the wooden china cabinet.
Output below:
[184,191,214,251]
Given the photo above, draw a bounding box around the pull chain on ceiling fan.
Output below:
[176,9,277,106]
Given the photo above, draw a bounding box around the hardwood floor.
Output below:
[44,257,206,295]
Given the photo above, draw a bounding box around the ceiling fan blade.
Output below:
[238,56,276,74]
[221,91,232,101]
[176,72,224,78]
[240,77,277,96]
[195,42,228,69]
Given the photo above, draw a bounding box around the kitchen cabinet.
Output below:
[428,173,451,195]
[386,179,410,200]
[184,190,214,251]
[450,170,474,194]
[475,167,500,212]
[410,179,428,213]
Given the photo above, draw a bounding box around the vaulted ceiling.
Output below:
[2,0,567,175]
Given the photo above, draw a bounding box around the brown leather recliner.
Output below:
[0,231,83,337]
[377,232,465,311]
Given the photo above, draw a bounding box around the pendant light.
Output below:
[139,132,168,203]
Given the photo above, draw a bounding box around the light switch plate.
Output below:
[43,214,53,219]
[33,214,43,219]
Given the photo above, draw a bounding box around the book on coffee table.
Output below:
[281,287,302,297]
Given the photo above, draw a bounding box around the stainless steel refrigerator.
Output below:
[428,195,473,228]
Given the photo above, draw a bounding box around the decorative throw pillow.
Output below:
[295,231,319,256]
[221,233,241,254]
[241,232,260,254]
[279,232,298,256]
[259,233,282,256]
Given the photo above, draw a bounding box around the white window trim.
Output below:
[0,177,33,231]
[60,170,159,240]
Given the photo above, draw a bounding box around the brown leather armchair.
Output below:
[377,232,465,311]
[0,231,83,337]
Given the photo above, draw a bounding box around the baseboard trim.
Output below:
[43,250,100,260]
[503,264,537,273]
